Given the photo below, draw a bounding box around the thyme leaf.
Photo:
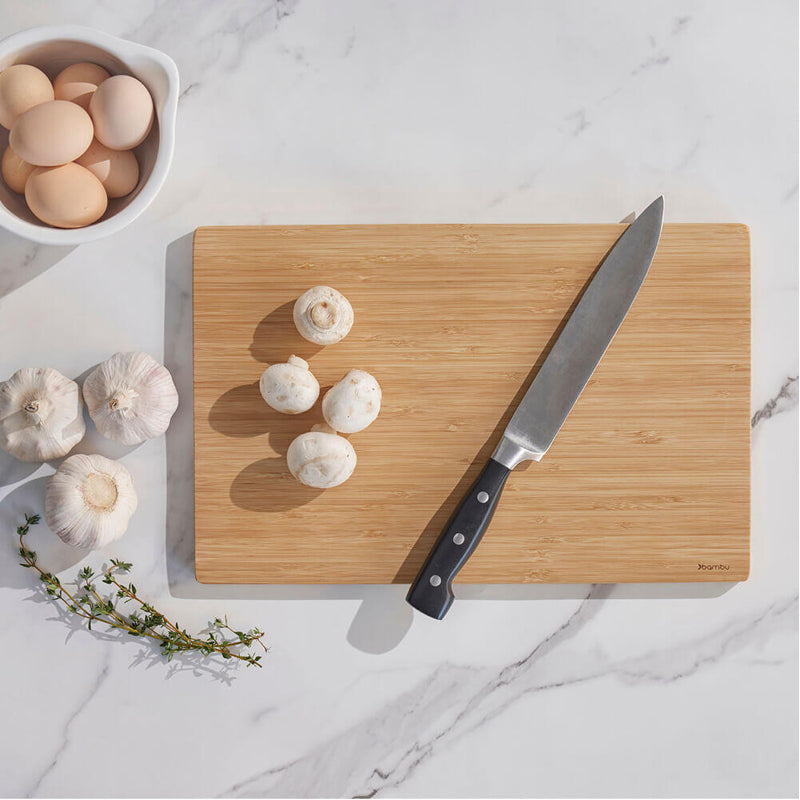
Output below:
[16,513,267,668]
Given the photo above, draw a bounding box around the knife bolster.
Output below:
[492,436,542,470]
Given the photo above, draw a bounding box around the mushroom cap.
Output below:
[322,369,382,434]
[259,355,319,414]
[293,286,354,345]
[286,425,357,488]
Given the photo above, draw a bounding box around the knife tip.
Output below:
[643,195,665,224]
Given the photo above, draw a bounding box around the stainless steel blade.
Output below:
[493,196,664,469]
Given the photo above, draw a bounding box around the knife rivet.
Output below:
[453,533,465,545]
[477,491,489,504]
[429,575,442,587]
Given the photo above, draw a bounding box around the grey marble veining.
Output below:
[752,376,798,429]
[24,657,112,799]
[0,1,797,797]
[225,591,798,798]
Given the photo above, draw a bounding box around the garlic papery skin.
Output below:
[259,355,320,414]
[0,367,86,462]
[83,352,179,445]
[286,423,357,488]
[293,286,354,345]
[46,453,138,549]
[322,369,382,433]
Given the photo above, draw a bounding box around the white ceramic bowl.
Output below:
[0,25,179,245]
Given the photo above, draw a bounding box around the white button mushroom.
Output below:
[293,286,354,345]
[322,369,382,433]
[259,355,319,414]
[286,423,357,488]
[0,367,86,462]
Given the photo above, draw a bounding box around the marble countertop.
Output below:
[0,2,797,797]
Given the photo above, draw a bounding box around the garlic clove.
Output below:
[46,453,138,549]
[293,286,354,346]
[259,355,320,414]
[322,369,382,434]
[0,367,85,462]
[83,352,179,445]
[286,424,357,488]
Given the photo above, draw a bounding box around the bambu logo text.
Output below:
[697,563,730,571]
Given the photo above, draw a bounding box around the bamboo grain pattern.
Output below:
[193,224,750,584]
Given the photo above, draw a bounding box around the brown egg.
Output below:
[25,163,108,228]
[75,137,139,198]
[90,74,154,150]
[1,144,35,193]
[9,100,94,166]
[0,64,54,129]
[53,62,110,110]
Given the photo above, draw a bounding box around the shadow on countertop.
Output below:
[0,477,86,589]
[0,226,75,299]
[0,228,76,487]
[162,230,734,658]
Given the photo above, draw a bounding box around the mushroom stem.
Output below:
[108,389,138,413]
[309,301,337,330]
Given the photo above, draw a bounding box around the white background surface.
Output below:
[0,2,797,797]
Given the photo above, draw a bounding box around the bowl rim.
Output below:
[0,24,179,245]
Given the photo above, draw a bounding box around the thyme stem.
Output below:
[16,514,266,668]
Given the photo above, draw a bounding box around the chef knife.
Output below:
[407,197,664,619]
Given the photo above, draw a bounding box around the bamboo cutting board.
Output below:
[193,224,750,584]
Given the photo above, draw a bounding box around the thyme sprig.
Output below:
[17,514,267,668]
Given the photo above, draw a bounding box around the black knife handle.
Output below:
[406,458,511,619]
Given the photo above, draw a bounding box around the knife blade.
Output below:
[407,196,664,619]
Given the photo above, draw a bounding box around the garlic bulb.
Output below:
[46,453,137,549]
[0,367,85,462]
[322,369,382,433]
[286,423,357,488]
[259,355,319,414]
[293,286,354,345]
[83,352,179,445]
